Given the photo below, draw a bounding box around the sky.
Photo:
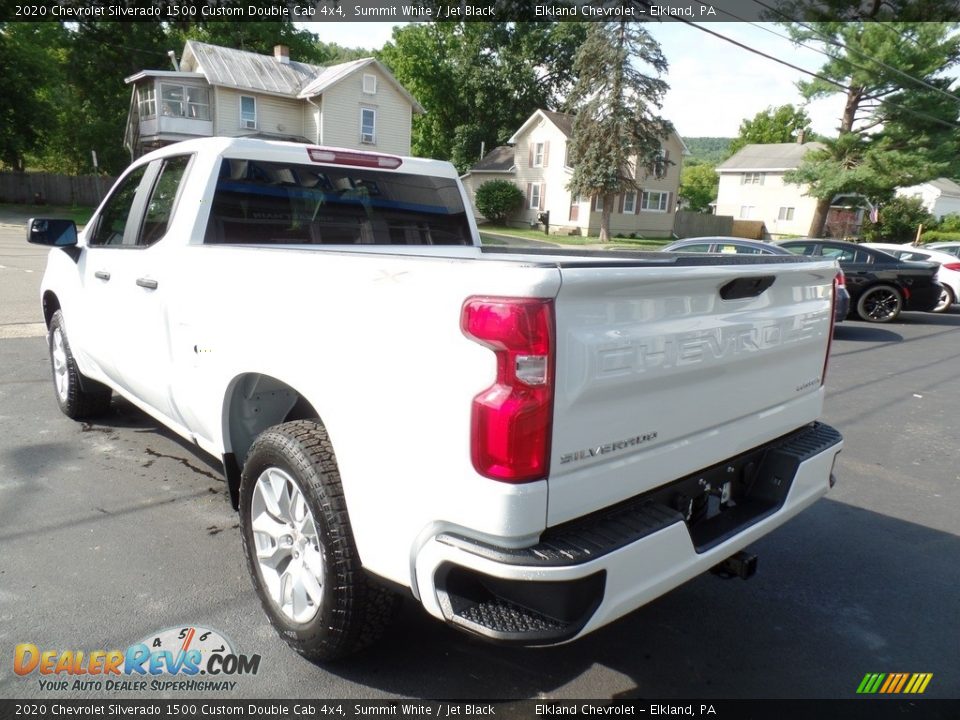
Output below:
[301,21,849,138]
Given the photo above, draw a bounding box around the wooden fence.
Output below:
[672,210,734,238]
[0,171,116,207]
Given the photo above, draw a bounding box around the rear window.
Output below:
[204,158,472,246]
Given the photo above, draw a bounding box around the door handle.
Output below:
[94,270,111,281]
[136,277,159,290]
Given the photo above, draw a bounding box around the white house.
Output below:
[715,142,864,239]
[896,178,960,219]
[123,41,424,159]
[460,109,687,237]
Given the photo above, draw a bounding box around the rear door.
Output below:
[546,258,836,525]
[109,154,193,425]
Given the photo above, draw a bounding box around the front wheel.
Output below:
[239,420,398,661]
[48,310,112,419]
[932,285,955,313]
[856,285,902,323]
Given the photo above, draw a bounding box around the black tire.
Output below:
[239,420,399,661]
[932,285,955,313]
[856,285,902,323]
[48,310,112,419]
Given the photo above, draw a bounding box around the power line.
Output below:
[749,0,960,105]
[669,18,960,133]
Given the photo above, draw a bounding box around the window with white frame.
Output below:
[240,96,257,129]
[640,190,669,212]
[362,73,377,94]
[361,108,376,144]
[739,205,755,219]
[594,195,604,212]
[138,85,156,118]
[533,142,545,167]
[160,84,209,120]
[623,190,637,214]
[529,183,542,209]
[778,206,795,221]
[742,172,765,185]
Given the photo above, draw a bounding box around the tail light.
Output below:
[822,274,838,386]
[461,297,555,482]
[942,262,960,272]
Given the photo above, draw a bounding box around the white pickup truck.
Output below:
[31,137,842,661]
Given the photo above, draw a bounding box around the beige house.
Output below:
[461,109,687,237]
[716,142,864,239]
[123,40,424,160]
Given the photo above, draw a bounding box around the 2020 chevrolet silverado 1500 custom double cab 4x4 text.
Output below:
[30,138,842,660]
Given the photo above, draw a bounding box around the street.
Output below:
[0,216,958,701]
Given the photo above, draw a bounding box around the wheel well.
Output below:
[42,292,61,328]
[222,374,320,509]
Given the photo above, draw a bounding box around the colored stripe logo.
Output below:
[857,673,933,694]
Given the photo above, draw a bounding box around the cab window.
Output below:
[139,155,192,246]
[89,165,149,247]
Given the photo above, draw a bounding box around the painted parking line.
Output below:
[0,323,47,339]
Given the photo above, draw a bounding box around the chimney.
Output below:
[274,45,290,65]
[797,129,806,144]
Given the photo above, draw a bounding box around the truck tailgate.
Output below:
[548,258,836,526]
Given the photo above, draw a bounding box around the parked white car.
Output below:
[864,243,960,312]
[926,241,960,259]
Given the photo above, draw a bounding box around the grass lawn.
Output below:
[479,224,674,249]
[1,203,95,226]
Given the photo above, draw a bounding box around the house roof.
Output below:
[927,177,960,197]
[717,142,825,172]
[507,109,690,155]
[177,41,423,112]
[469,145,516,173]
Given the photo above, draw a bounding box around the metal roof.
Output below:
[181,41,323,97]
[717,142,825,172]
[177,42,423,113]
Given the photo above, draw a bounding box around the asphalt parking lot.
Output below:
[1,218,958,703]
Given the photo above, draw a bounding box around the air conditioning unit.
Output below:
[243,119,256,130]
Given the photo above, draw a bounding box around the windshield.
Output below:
[204,158,472,246]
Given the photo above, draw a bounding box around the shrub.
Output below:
[474,180,524,224]
[862,196,934,243]
[921,230,960,244]
[934,213,960,233]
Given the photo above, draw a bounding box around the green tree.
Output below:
[679,163,719,213]
[474,180,524,224]
[862,196,934,242]
[0,23,66,171]
[379,22,586,170]
[782,22,960,238]
[727,104,812,156]
[566,19,672,242]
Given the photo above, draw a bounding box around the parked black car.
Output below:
[779,240,942,323]
[663,237,851,323]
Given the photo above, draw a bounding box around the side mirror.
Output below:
[26,218,78,247]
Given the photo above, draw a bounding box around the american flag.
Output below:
[869,206,879,223]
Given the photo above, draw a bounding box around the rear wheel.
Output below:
[48,310,112,419]
[239,420,398,661]
[932,285,955,313]
[856,285,902,323]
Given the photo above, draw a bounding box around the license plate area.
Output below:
[644,422,840,552]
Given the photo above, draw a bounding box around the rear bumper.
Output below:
[905,282,943,312]
[414,423,842,644]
